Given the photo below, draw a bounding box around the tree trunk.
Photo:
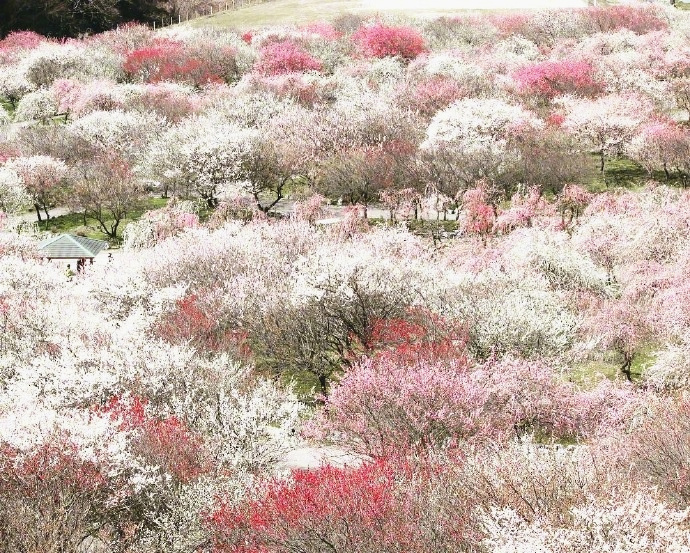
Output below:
[318,374,328,397]
[34,204,43,223]
[621,356,633,382]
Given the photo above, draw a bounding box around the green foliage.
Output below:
[0,98,14,117]
[38,196,167,245]
[0,0,168,39]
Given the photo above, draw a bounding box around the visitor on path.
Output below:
[65,264,75,281]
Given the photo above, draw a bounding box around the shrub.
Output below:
[254,40,322,76]
[353,23,426,61]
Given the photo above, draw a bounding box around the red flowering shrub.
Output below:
[353,23,426,60]
[254,40,322,76]
[0,438,111,552]
[208,457,474,553]
[156,292,250,358]
[366,309,468,365]
[513,60,602,100]
[101,395,209,483]
[123,39,236,86]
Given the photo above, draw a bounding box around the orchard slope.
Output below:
[2,3,690,553]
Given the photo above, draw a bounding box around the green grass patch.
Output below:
[280,370,321,403]
[38,196,168,245]
[569,344,658,387]
[587,156,648,193]
[586,155,690,193]
[369,217,459,235]
[0,97,14,116]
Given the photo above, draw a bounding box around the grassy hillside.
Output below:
[189,0,363,28]
[188,0,593,29]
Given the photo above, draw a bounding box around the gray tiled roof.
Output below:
[38,234,109,259]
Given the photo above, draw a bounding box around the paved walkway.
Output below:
[275,445,369,472]
[5,206,70,229]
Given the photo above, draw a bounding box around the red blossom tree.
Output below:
[352,23,426,61]
[513,60,602,102]
[123,39,234,86]
[0,438,112,553]
[156,292,250,358]
[208,457,473,553]
[101,395,210,483]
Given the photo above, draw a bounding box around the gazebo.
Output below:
[38,234,109,268]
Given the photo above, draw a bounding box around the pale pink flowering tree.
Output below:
[493,186,548,235]
[0,165,30,216]
[627,121,690,184]
[580,296,652,382]
[207,195,267,228]
[557,184,593,232]
[5,155,67,222]
[460,184,495,244]
[52,78,125,120]
[292,193,327,225]
[299,22,342,41]
[254,40,322,76]
[379,187,422,222]
[309,348,621,457]
[123,200,199,250]
[558,93,654,173]
[401,76,465,117]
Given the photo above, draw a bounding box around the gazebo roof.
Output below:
[38,234,109,259]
